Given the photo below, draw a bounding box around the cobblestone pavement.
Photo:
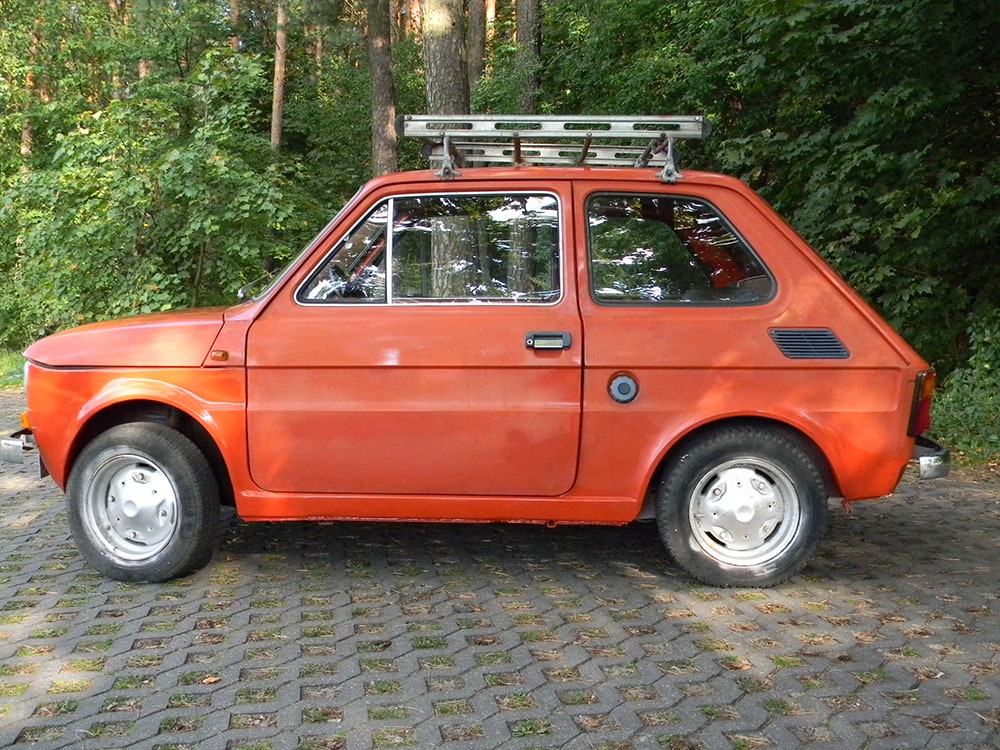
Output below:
[2,390,999,750]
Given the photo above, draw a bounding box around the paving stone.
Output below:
[3,389,1000,749]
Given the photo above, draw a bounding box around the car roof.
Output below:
[363,166,746,191]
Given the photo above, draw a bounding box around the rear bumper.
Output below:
[912,435,950,480]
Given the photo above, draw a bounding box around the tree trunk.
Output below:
[420,0,469,115]
[20,17,43,168]
[466,0,485,103]
[368,0,398,175]
[420,0,470,297]
[515,0,540,114]
[229,0,242,51]
[399,0,422,37]
[485,0,496,40]
[312,28,324,75]
[270,0,289,152]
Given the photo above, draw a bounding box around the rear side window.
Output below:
[587,194,773,305]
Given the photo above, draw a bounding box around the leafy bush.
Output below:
[933,309,1000,459]
[0,49,301,347]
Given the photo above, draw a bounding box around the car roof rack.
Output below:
[397,114,711,183]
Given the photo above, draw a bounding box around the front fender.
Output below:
[26,365,245,490]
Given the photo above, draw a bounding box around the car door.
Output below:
[245,183,583,499]
[572,185,782,498]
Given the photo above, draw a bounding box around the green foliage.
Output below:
[0,49,300,344]
[471,10,523,113]
[932,309,1000,458]
[285,54,377,198]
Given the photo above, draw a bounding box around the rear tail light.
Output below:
[908,369,936,437]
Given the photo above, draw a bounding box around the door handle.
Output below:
[525,332,572,350]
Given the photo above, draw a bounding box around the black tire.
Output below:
[657,425,828,587]
[66,422,220,582]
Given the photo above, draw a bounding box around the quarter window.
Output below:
[298,193,560,304]
[587,194,773,304]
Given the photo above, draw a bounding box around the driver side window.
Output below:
[297,193,560,305]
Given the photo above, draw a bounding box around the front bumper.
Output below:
[1,429,36,465]
[912,435,950,480]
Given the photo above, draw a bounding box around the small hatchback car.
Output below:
[3,115,948,587]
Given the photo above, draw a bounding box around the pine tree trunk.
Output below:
[20,18,42,168]
[400,0,422,37]
[369,0,398,175]
[230,0,242,51]
[420,0,469,115]
[516,0,540,114]
[466,0,485,103]
[270,0,289,152]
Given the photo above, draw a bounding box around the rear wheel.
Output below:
[657,425,828,587]
[67,423,220,582]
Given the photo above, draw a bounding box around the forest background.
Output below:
[0,0,997,457]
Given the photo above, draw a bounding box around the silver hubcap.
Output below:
[689,458,801,567]
[84,455,178,563]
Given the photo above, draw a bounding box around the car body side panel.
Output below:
[571,179,926,504]
[244,180,585,499]
[574,366,913,503]
[234,489,636,524]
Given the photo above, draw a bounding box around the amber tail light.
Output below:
[908,369,936,437]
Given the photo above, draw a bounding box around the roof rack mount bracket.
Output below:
[433,134,462,180]
[657,137,681,184]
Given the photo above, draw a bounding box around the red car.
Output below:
[2,115,949,587]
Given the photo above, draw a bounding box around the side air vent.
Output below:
[769,328,850,360]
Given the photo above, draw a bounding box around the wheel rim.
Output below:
[82,454,179,564]
[688,457,801,567]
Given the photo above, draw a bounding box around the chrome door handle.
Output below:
[525,332,572,350]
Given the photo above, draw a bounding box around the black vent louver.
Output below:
[769,328,850,360]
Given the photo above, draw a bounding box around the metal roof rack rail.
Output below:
[397,114,711,183]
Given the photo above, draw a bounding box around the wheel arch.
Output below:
[644,416,837,516]
[68,399,235,508]
[653,417,832,587]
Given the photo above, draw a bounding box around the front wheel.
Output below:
[67,423,220,582]
[657,425,828,587]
